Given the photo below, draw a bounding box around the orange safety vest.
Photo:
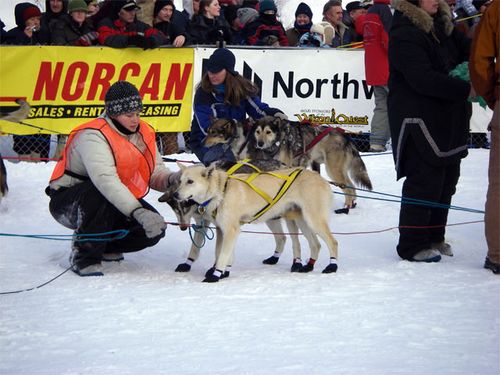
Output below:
[50,118,157,199]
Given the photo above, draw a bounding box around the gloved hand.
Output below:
[132,207,166,238]
[128,34,148,48]
[144,36,160,50]
[274,112,288,120]
[76,31,99,46]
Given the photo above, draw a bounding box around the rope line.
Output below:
[0,229,130,242]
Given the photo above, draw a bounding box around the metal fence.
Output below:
[0,131,490,162]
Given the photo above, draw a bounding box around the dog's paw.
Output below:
[175,263,191,272]
[263,255,280,265]
[290,262,303,272]
[298,263,314,273]
[322,263,338,273]
[204,267,229,280]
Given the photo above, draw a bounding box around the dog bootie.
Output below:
[484,257,500,274]
[175,263,192,272]
[410,249,441,263]
[263,255,280,265]
[431,242,453,257]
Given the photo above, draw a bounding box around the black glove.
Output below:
[128,34,148,48]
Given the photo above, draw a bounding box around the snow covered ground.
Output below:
[1,149,499,375]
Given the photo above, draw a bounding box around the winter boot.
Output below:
[69,248,103,277]
[431,242,453,256]
[484,257,500,274]
[410,249,441,263]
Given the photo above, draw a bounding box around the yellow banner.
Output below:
[0,46,194,135]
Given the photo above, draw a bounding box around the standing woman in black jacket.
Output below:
[387,0,471,262]
[188,0,232,46]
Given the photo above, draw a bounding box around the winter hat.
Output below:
[154,0,175,18]
[310,23,326,43]
[22,4,42,22]
[206,48,237,75]
[224,5,239,25]
[346,1,365,13]
[105,81,143,117]
[68,0,89,13]
[237,7,258,25]
[259,0,277,13]
[295,2,313,19]
[118,0,141,11]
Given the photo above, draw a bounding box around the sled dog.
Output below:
[159,161,321,274]
[248,116,373,209]
[174,163,339,282]
[0,99,31,204]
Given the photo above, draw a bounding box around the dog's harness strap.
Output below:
[225,161,304,223]
[294,126,336,158]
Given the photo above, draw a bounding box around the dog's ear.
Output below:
[271,116,282,127]
[177,162,187,171]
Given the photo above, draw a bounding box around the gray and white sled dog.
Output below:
[159,160,322,275]
[248,116,373,209]
[0,99,31,204]
[173,162,339,282]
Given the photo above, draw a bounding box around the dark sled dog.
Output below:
[0,99,31,204]
[159,160,322,275]
[249,116,373,209]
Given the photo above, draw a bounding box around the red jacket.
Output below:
[363,1,392,86]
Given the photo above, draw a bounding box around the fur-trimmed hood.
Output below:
[391,0,454,35]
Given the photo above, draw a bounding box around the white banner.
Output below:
[194,47,491,133]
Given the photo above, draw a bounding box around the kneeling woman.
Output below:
[47,81,179,276]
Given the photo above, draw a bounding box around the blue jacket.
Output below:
[190,87,281,165]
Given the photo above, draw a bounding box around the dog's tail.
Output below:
[0,154,8,198]
[0,99,31,123]
[347,142,373,191]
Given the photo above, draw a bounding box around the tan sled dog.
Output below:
[175,163,339,282]
[159,181,321,275]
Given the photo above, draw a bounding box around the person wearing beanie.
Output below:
[190,48,286,165]
[96,0,168,48]
[51,0,99,46]
[237,7,258,27]
[153,0,189,47]
[39,0,69,44]
[387,0,471,263]
[47,80,180,277]
[343,1,369,42]
[4,3,43,45]
[243,0,288,46]
[286,2,313,46]
[187,0,232,46]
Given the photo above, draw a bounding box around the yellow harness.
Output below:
[225,160,304,223]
